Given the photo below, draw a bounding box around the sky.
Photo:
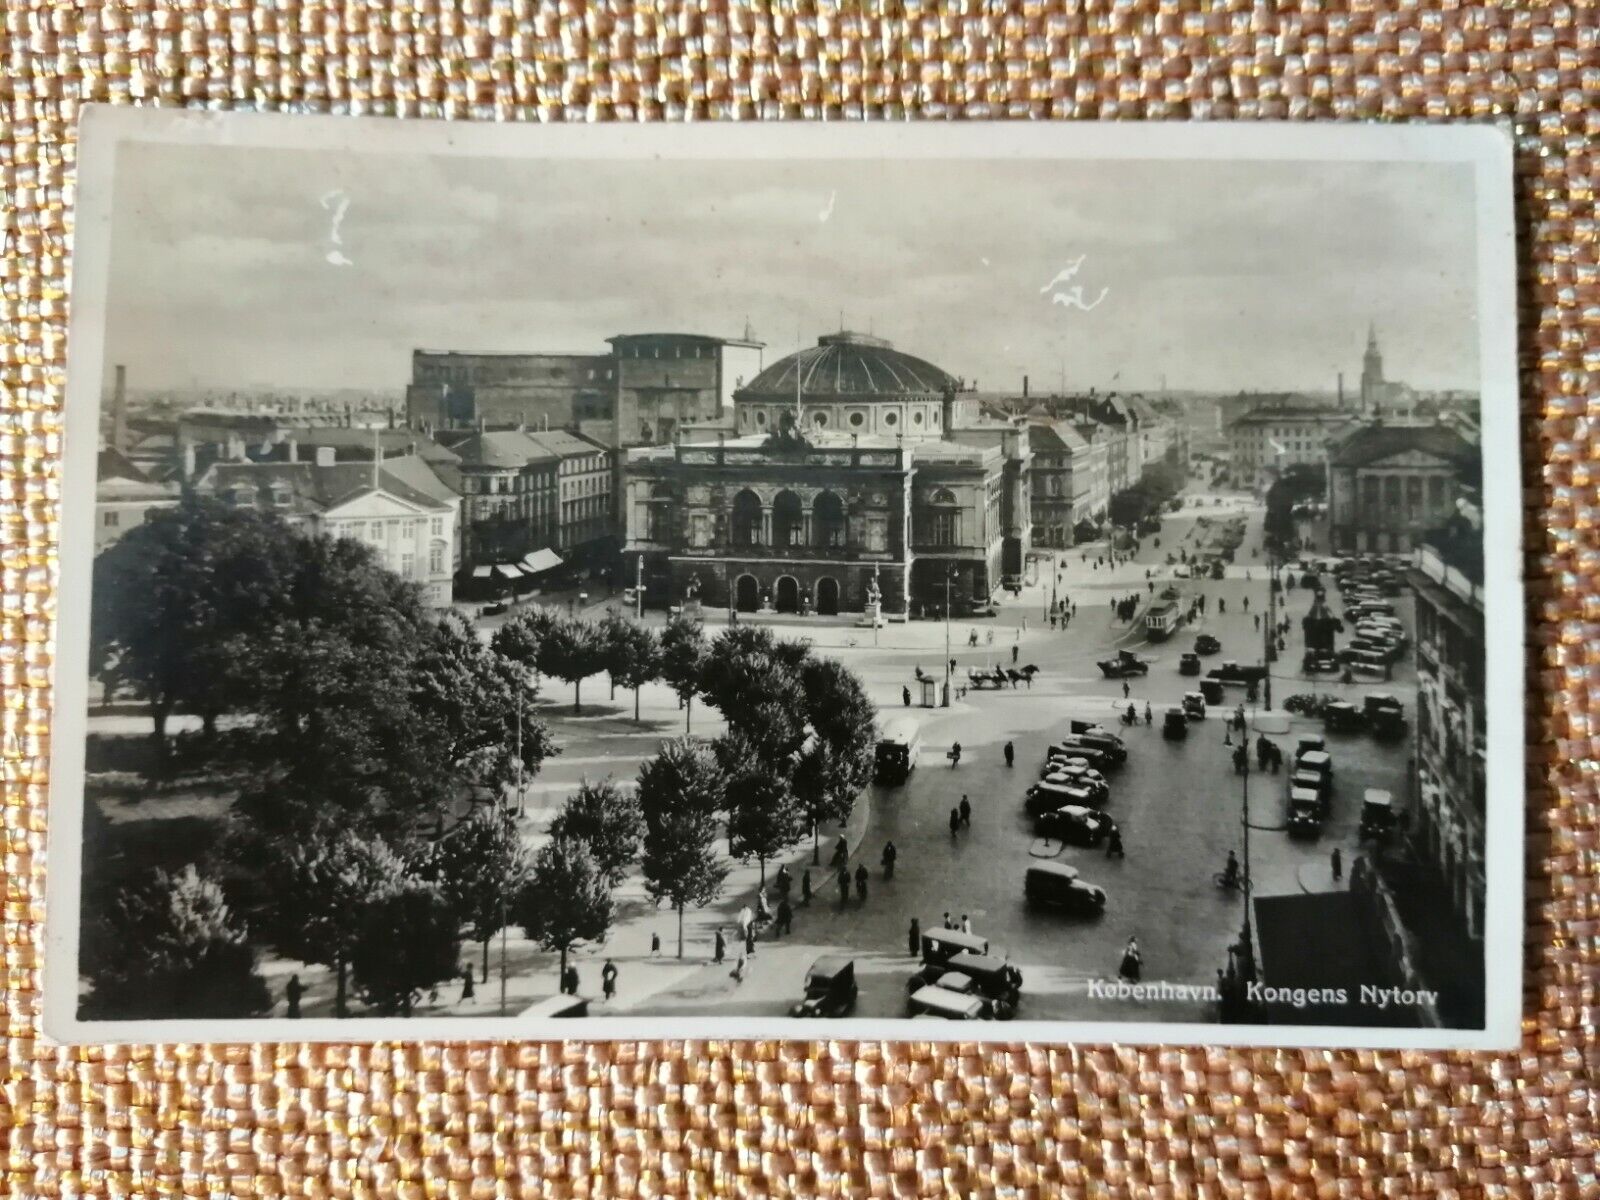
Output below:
[100,143,1482,396]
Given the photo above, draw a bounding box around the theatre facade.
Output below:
[621,332,1030,617]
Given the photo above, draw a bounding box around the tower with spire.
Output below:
[1360,323,1385,414]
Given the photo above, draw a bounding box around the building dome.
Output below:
[739,332,958,403]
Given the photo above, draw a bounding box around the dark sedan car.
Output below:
[1036,804,1116,847]
[1179,652,1201,676]
[1194,633,1222,655]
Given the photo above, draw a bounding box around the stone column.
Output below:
[760,505,772,546]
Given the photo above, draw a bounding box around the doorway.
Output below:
[735,574,760,612]
[775,575,800,613]
[816,576,840,616]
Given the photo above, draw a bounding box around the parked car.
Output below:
[1286,785,1325,837]
[790,956,858,1018]
[1359,788,1399,842]
[1302,651,1341,674]
[1179,652,1201,676]
[918,926,990,967]
[1365,693,1408,740]
[1036,804,1116,846]
[907,983,992,1020]
[1026,779,1101,815]
[910,951,1022,1015]
[1096,649,1150,678]
[1042,762,1110,802]
[1065,727,1128,765]
[1199,677,1225,706]
[1194,633,1222,655]
[1162,707,1189,739]
[1323,700,1365,733]
[1048,739,1113,770]
[1023,862,1108,915]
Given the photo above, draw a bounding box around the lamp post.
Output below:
[942,566,953,707]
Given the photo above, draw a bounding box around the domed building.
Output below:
[622,332,1031,621]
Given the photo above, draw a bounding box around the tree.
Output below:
[247,824,409,1018]
[516,834,613,986]
[409,611,557,802]
[697,626,808,762]
[548,779,644,888]
[793,657,878,862]
[538,616,605,713]
[491,606,561,682]
[79,864,272,1020]
[89,496,299,761]
[657,613,706,733]
[414,806,531,983]
[598,611,661,721]
[348,876,463,1016]
[725,768,804,887]
[637,737,729,956]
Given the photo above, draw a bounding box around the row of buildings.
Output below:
[99,330,1186,618]
[1223,327,1482,555]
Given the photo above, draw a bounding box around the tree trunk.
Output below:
[559,943,569,985]
[684,694,692,734]
[481,935,491,984]
[676,902,685,958]
[573,679,582,714]
[151,702,171,768]
[758,856,766,888]
[201,709,218,738]
[610,673,617,699]
[335,956,348,1018]
[812,822,820,865]
[635,687,642,722]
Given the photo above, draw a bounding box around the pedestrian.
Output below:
[777,897,793,936]
[733,954,747,984]
[949,807,961,840]
[986,629,994,646]
[650,931,661,956]
[1011,644,1019,665]
[943,911,954,930]
[285,973,304,1018]
[959,794,972,827]
[756,890,772,927]
[1233,743,1248,775]
[801,868,813,907]
[602,959,618,1001]
[737,904,753,942]
[1106,826,1125,859]
[882,840,898,880]
[855,863,869,902]
[1144,702,1153,726]
[1219,597,1226,613]
[1004,740,1015,768]
[838,866,850,905]
[832,836,848,868]
[1331,847,1343,882]
[775,864,791,900]
[1122,680,1130,699]
[1243,595,1250,612]
[567,965,582,995]
[1119,936,1143,983]
[949,741,962,767]
[948,656,957,677]
[1254,613,1260,631]
[745,925,756,957]
[968,627,978,647]
[714,928,726,964]
[459,966,474,1002]
[961,913,972,935]
[909,917,922,956]
[903,685,911,707]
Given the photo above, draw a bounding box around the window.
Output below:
[813,412,828,428]
[429,546,444,575]
[884,411,899,427]
[756,411,768,426]
[849,411,864,428]
[430,516,444,537]
[912,410,924,426]
[401,553,415,579]
[102,511,120,528]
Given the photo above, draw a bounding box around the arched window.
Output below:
[646,483,675,542]
[772,489,804,548]
[814,490,845,548]
[922,487,959,547]
[731,489,762,546]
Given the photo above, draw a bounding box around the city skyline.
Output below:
[103,145,1481,397]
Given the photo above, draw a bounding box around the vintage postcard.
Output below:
[49,109,1523,1048]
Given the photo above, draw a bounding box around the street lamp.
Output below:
[942,566,954,708]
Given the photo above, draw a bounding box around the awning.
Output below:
[493,564,522,581]
[520,548,564,575]
[471,566,495,579]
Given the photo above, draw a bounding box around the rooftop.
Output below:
[434,429,561,469]
[1327,421,1477,469]
[738,332,959,402]
[200,460,453,516]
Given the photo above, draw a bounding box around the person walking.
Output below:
[943,911,954,930]
[459,966,475,1002]
[601,959,618,1002]
[1119,936,1143,983]
[713,928,726,965]
[744,924,756,957]
[801,868,813,907]
[285,974,304,1019]
[949,807,961,840]
[1331,847,1343,883]
[732,954,747,985]
[881,841,898,880]
[837,866,850,906]
[949,741,962,768]
[902,685,911,707]
[1004,740,1015,768]
[908,917,922,956]
[961,913,972,935]
[774,864,791,901]
[1122,680,1130,699]
[959,795,972,828]
[1011,644,1019,665]
[650,931,661,956]
[1143,702,1153,726]
[1106,826,1125,859]
[854,863,869,903]
[776,897,793,937]
[832,837,849,868]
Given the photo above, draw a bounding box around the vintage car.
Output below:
[1323,700,1365,733]
[919,926,991,967]
[790,955,858,1018]
[1359,788,1398,842]
[1194,633,1222,655]
[1036,803,1116,846]
[1198,678,1225,706]
[1096,649,1150,679]
[906,983,991,1020]
[1026,778,1101,816]
[910,951,1022,1009]
[1047,740,1112,771]
[1162,707,1189,739]
[1040,764,1110,803]
[1301,651,1342,675]
[1064,727,1128,765]
[1297,750,1335,795]
[1024,862,1108,915]
[1182,691,1207,720]
[1208,659,1268,685]
[1364,693,1408,740]
[1286,785,1325,837]
[1178,651,1202,676]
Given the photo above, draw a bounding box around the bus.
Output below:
[874,716,922,785]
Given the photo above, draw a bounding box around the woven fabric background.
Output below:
[2,2,1595,1196]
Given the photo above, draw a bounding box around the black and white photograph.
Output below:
[49,111,1522,1047]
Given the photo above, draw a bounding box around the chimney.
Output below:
[111,364,128,453]
[1022,375,1029,399]
[285,435,298,464]
[315,445,336,467]
[1337,372,1345,407]
[180,437,196,480]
